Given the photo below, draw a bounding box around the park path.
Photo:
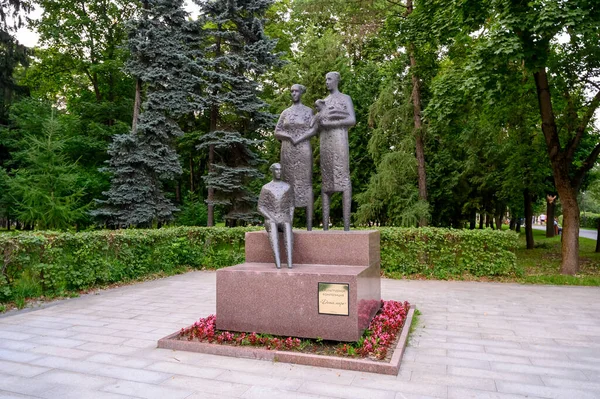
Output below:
[532,224,598,241]
[0,271,599,399]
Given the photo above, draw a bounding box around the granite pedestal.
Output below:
[216,230,381,342]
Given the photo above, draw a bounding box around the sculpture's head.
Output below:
[270,163,282,180]
[290,84,306,103]
[325,72,341,91]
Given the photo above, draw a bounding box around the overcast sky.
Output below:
[15,1,201,47]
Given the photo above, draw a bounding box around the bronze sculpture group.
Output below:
[258,72,355,269]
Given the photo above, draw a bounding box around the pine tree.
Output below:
[93,0,204,227]
[194,0,282,226]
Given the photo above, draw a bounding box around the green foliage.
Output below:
[0,227,257,302]
[196,0,282,225]
[355,151,429,227]
[380,228,520,278]
[93,0,198,227]
[9,117,89,229]
[0,0,31,125]
[516,228,600,286]
[176,192,208,227]
[0,226,519,304]
[580,213,600,230]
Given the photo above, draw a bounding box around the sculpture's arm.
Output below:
[288,205,295,223]
[274,113,292,141]
[258,204,275,222]
[258,191,275,222]
[319,97,356,128]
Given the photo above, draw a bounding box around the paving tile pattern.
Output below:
[0,272,599,399]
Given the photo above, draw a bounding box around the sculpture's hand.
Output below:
[293,123,319,145]
[258,204,273,221]
[274,130,292,141]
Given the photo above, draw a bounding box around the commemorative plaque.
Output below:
[318,282,349,316]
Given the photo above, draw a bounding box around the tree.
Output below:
[9,117,88,230]
[195,0,281,226]
[93,0,201,227]
[30,0,138,105]
[404,0,429,226]
[420,0,600,274]
[0,0,31,126]
[20,1,140,212]
[356,78,429,226]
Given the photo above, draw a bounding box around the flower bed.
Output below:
[178,300,410,361]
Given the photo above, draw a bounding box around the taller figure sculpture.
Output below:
[315,72,356,231]
[275,84,318,230]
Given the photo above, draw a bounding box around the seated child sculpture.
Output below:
[258,163,294,269]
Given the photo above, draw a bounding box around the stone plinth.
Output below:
[216,230,381,342]
[245,230,380,267]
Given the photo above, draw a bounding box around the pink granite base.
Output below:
[218,230,381,342]
[157,307,414,375]
[216,262,380,341]
[245,230,380,267]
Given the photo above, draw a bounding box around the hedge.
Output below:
[579,213,600,230]
[0,227,519,304]
[379,228,519,279]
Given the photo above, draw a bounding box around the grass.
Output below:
[408,309,421,336]
[515,229,600,286]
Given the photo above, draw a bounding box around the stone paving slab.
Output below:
[0,271,599,399]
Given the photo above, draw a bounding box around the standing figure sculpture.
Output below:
[275,84,317,230]
[258,163,294,269]
[314,72,356,231]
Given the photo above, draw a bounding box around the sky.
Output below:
[15,1,201,47]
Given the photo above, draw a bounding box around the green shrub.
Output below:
[0,226,518,304]
[0,227,257,303]
[580,213,600,229]
[379,228,519,278]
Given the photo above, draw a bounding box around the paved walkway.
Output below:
[532,224,598,241]
[0,272,599,399]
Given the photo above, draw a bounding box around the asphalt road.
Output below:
[532,224,597,241]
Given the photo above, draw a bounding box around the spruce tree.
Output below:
[194,0,282,226]
[93,0,203,227]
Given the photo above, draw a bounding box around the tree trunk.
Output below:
[555,182,580,274]
[131,78,142,133]
[509,214,516,230]
[524,188,534,249]
[189,156,195,193]
[546,198,555,238]
[469,210,476,230]
[495,212,502,230]
[595,219,600,253]
[207,144,215,227]
[406,0,428,227]
[478,213,483,229]
[207,104,217,227]
[534,67,581,273]
[206,30,222,228]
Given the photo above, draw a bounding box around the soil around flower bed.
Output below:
[157,300,415,375]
